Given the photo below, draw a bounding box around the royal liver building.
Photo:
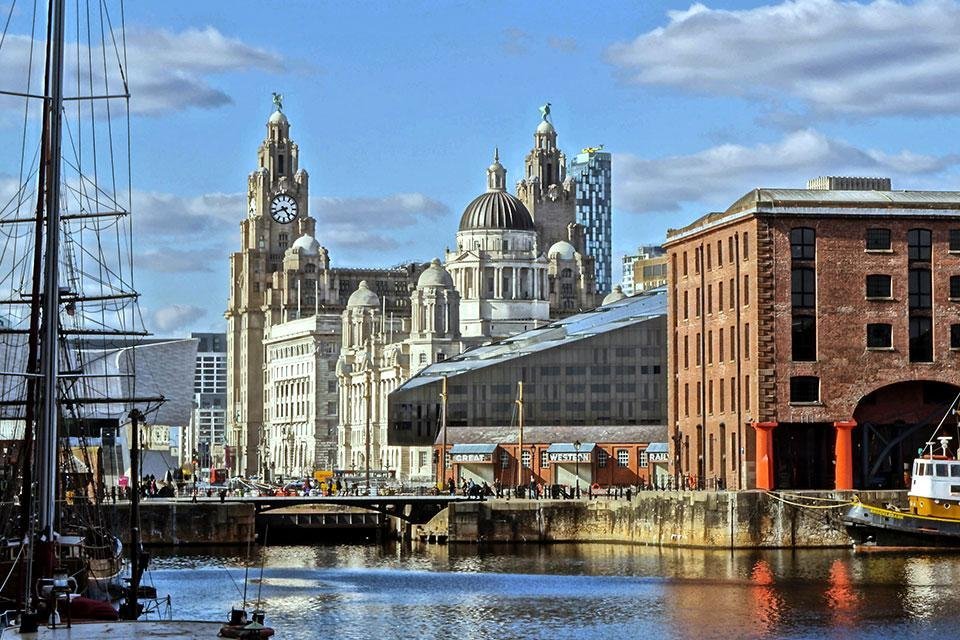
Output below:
[227,101,600,482]
[225,103,420,479]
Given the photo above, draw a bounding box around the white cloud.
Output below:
[607,0,960,117]
[613,129,960,214]
[501,27,530,56]
[129,186,450,275]
[547,36,578,53]
[151,304,206,333]
[314,193,449,226]
[0,26,284,116]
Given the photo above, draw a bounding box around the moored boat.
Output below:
[844,434,960,548]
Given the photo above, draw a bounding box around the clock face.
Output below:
[270,194,298,223]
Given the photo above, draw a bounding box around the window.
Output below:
[909,269,932,309]
[791,227,816,260]
[951,229,960,252]
[866,228,891,251]
[908,229,932,262]
[683,290,689,319]
[617,449,629,467]
[792,316,816,361]
[792,267,816,308]
[540,449,548,469]
[743,275,749,305]
[951,324,960,349]
[521,450,531,469]
[683,251,688,276]
[640,450,649,468]
[866,274,892,299]
[717,240,723,266]
[598,450,608,468]
[951,276,960,299]
[867,323,892,349]
[790,376,820,403]
[743,232,749,260]
[729,278,735,309]
[744,323,750,359]
[910,316,933,363]
[500,450,510,469]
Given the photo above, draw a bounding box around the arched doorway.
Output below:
[852,380,960,489]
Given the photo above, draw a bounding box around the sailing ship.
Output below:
[0,0,267,636]
[843,393,960,548]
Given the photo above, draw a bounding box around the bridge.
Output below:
[181,494,479,525]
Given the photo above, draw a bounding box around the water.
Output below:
[146,543,960,639]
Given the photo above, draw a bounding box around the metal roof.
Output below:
[435,425,668,446]
[397,288,666,393]
[449,443,498,454]
[667,188,960,244]
[645,442,669,454]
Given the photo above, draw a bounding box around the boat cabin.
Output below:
[909,457,960,517]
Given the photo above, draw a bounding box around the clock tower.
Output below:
[226,101,314,477]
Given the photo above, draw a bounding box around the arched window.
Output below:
[561,268,572,279]
[304,263,316,273]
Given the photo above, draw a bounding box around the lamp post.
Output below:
[574,440,581,499]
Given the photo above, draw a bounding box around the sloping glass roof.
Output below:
[396,288,666,392]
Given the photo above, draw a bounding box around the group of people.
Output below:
[439,476,669,501]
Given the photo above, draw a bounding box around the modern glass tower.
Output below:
[569,149,612,293]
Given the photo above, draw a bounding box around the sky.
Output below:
[4,0,960,334]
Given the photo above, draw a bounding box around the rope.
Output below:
[0,542,24,595]
[764,491,857,510]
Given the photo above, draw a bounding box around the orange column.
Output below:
[833,420,857,490]
[752,421,778,490]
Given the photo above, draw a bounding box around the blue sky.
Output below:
[4,0,960,333]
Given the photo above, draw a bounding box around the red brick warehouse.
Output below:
[664,176,960,490]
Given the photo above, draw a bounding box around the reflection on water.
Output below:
[145,544,960,639]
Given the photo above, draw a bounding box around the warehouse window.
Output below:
[790,376,820,403]
[617,449,629,467]
[866,324,892,349]
[865,228,891,251]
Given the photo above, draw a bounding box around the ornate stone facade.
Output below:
[225,107,420,478]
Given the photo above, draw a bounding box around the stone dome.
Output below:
[459,190,534,231]
[417,258,454,289]
[269,110,288,125]
[537,120,555,135]
[602,285,627,305]
[291,234,321,256]
[347,280,380,308]
[548,240,577,260]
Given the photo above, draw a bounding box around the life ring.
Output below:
[591,483,600,493]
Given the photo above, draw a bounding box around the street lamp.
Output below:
[574,440,581,499]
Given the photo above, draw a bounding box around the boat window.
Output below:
[937,464,950,477]
[953,485,960,494]
[921,463,931,476]
[914,461,921,476]
[952,465,960,477]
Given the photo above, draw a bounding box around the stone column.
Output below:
[752,421,778,490]
[512,268,519,300]
[833,419,857,490]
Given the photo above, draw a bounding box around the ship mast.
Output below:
[36,0,67,544]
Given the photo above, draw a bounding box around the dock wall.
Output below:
[111,502,256,546]
[443,490,906,548]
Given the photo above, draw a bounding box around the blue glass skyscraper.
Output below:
[569,149,612,293]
